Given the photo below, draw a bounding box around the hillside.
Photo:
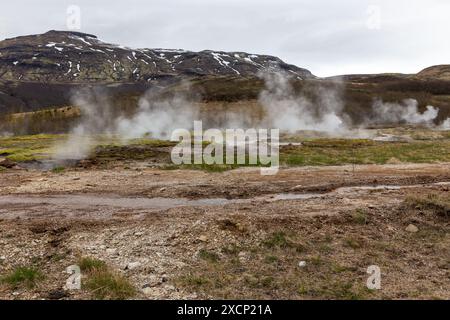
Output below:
[0,30,314,83]
[416,65,450,81]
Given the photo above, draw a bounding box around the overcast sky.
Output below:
[0,0,448,77]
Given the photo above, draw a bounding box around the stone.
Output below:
[197,235,208,242]
[405,224,419,233]
[125,261,142,270]
[298,261,307,268]
[106,248,117,255]
[142,287,153,295]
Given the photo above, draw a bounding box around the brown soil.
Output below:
[0,163,448,299]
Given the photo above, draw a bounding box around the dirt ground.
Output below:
[0,162,449,299]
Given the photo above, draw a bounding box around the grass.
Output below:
[281,139,450,166]
[51,166,65,173]
[198,249,220,263]
[1,266,44,288]
[297,280,368,299]
[77,257,135,300]
[405,194,450,217]
[78,257,107,272]
[262,231,291,249]
[343,237,363,249]
[351,209,368,225]
[175,226,377,299]
[1,133,450,170]
[84,269,136,300]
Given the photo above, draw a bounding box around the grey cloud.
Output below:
[0,0,448,76]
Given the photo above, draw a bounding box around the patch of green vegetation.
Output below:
[1,266,44,288]
[405,194,450,217]
[51,166,65,173]
[78,257,135,300]
[352,209,368,224]
[198,249,220,263]
[343,237,363,249]
[310,255,324,266]
[281,139,450,166]
[262,231,291,249]
[84,269,136,300]
[264,255,279,264]
[0,134,64,162]
[177,274,212,288]
[244,275,278,289]
[262,231,306,252]
[78,257,107,272]
[297,278,371,300]
[221,245,241,256]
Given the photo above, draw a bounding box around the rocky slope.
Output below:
[0,30,314,83]
[416,65,450,81]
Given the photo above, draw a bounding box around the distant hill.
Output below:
[416,65,450,81]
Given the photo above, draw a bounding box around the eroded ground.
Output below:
[0,161,449,299]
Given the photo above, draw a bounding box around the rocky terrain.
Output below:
[0,160,448,300]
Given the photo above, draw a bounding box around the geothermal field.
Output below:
[0,29,449,301]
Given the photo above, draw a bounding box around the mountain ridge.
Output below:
[0,30,315,83]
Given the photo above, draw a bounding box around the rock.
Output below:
[134,232,144,236]
[125,261,142,270]
[197,235,208,242]
[106,248,117,255]
[142,287,153,296]
[238,251,248,262]
[47,289,69,300]
[405,224,419,233]
[143,275,162,287]
[159,187,167,192]
[164,284,176,292]
[0,158,16,168]
[298,261,307,268]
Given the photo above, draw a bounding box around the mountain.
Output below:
[0,30,314,83]
[416,65,450,81]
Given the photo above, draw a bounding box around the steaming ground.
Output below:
[53,72,450,161]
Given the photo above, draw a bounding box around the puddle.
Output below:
[0,194,232,210]
[0,181,448,218]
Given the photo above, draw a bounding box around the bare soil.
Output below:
[0,162,449,299]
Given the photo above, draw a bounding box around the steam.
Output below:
[53,87,114,160]
[115,87,199,140]
[54,84,198,160]
[258,72,450,133]
[258,72,349,133]
[439,118,450,130]
[370,99,439,125]
[53,72,450,161]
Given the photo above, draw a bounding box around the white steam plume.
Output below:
[115,87,199,139]
[258,72,349,134]
[370,99,439,125]
[54,84,198,160]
